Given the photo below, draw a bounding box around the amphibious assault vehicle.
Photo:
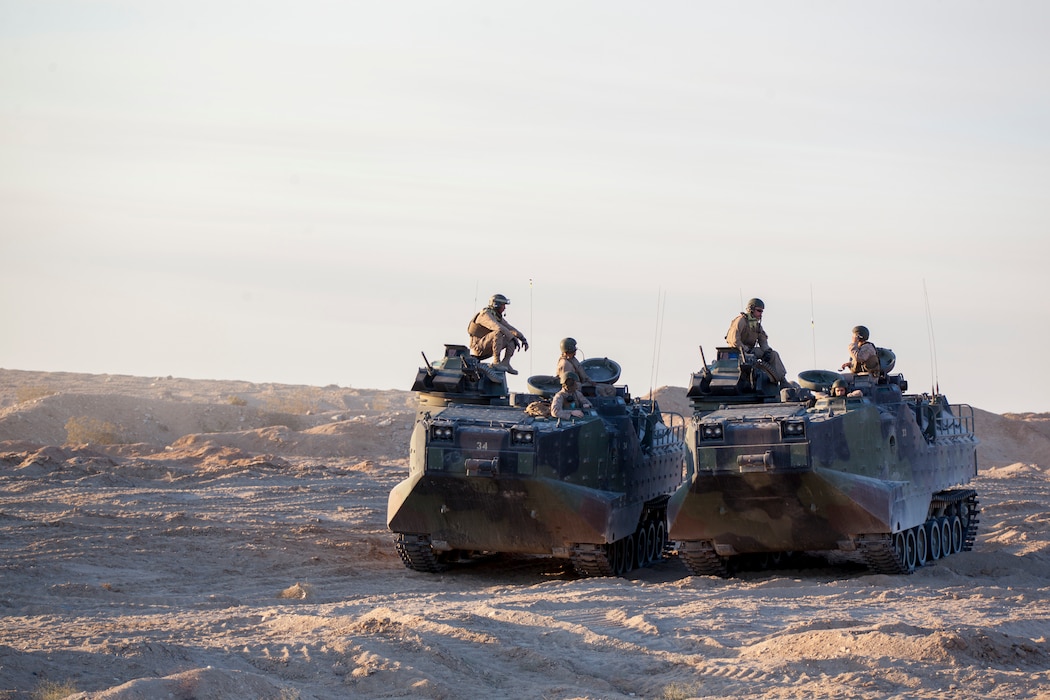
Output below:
[387,344,688,576]
[667,345,979,576]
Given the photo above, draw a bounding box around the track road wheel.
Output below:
[928,519,942,561]
[624,533,636,572]
[645,522,658,564]
[635,526,649,567]
[610,540,624,576]
[940,518,952,557]
[894,532,907,568]
[950,515,964,554]
[914,524,928,567]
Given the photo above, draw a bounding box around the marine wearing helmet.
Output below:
[555,337,617,397]
[557,337,590,383]
[725,297,790,387]
[467,293,528,374]
[551,371,592,419]
[841,326,880,375]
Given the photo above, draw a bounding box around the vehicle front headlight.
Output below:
[510,428,534,445]
[430,424,455,441]
[700,423,724,441]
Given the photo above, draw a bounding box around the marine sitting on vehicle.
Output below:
[467,293,528,375]
[725,297,790,387]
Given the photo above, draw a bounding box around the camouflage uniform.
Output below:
[556,355,592,384]
[558,354,616,397]
[845,340,880,374]
[551,387,592,418]
[468,303,525,368]
[725,312,787,382]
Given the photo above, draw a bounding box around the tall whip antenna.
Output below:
[649,289,667,401]
[810,284,817,368]
[529,278,534,378]
[923,279,940,395]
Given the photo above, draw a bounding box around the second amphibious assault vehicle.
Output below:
[667,345,980,576]
[387,344,688,576]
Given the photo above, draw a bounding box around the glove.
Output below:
[761,349,772,363]
[520,337,529,351]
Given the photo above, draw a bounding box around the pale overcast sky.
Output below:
[2,1,1048,414]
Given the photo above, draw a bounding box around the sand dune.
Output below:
[1,369,1048,699]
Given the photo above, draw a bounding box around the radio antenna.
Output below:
[649,289,667,401]
[529,278,534,378]
[923,279,940,395]
[810,284,817,368]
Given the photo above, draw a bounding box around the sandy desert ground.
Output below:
[1,367,1049,699]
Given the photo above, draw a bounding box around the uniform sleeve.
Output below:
[578,391,592,409]
[476,309,504,333]
[478,308,520,337]
[551,391,567,417]
[755,324,770,351]
[846,341,859,360]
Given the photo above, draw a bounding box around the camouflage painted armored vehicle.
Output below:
[388,344,687,576]
[667,345,979,576]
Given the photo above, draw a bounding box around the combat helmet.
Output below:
[746,298,765,313]
[560,337,578,353]
[490,293,510,307]
[562,371,580,387]
[852,325,870,341]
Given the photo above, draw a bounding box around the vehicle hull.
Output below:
[388,345,687,576]
[388,473,637,554]
[670,363,979,574]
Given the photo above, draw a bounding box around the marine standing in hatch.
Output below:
[556,337,615,397]
[551,372,592,419]
[467,293,528,375]
[725,297,789,387]
[841,325,880,377]
[814,378,860,399]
